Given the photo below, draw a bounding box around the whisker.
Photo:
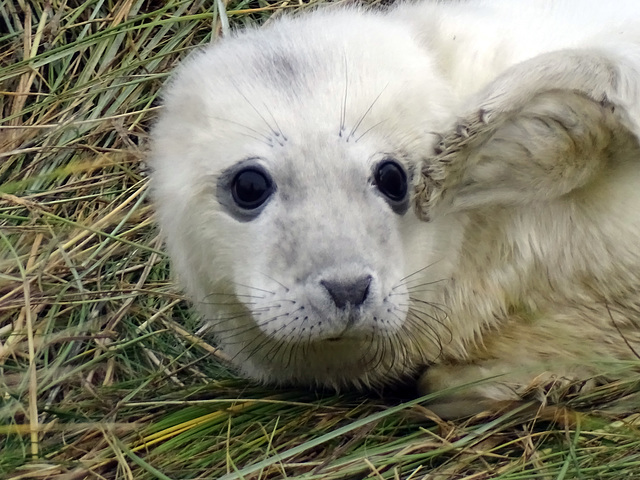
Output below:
[401,301,450,327]
[284,337,301,370]
[206,311,256,325]
[408,297,451,317]
[232,329,275,363]
[347,82,388,141]
[230,282,277,295]
[257,272,290,293]
[232,84,284,146]
[392,262,443,289]
[203,292,266,300]
[401,279,449,290]
[210,115,274,146]
[263,325,296,363]
[368,335,387,373]
[198,298,257,307]
[263,101,288,141]
[219,306,304,337]
[400,288,440,295]
[384,309,442,357]
[406,306,452,346]
[218,324,261,341]
[354,119,387,143]
[405,315,443,355]
[339,53,349,137]
[274,328,303,366]
[359,332,381,370]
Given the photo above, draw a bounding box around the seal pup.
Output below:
[151,1,640,416]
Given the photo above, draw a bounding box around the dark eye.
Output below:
[374,160,407,202]
[231,167,274,209]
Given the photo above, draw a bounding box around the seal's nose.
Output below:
[320,275,372,309]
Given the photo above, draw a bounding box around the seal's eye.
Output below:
[374,160,407,202]
[231,167,274,210]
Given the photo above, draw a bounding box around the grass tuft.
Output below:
[2,1,640,478]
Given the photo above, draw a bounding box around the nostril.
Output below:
[320,275,372,309]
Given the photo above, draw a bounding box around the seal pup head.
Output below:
[150,9,458,388]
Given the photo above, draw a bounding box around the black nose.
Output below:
[321,275,372,309]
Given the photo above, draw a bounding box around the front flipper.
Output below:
[418,362,598,419]
[414,49,640,220]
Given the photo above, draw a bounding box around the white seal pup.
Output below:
[151,1,640,415]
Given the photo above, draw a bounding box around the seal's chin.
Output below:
[230,329,415,390]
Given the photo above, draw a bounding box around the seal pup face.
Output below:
[151,9,459,388]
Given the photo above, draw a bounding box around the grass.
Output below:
[1,1,640,478]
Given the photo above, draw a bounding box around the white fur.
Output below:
[151,1,640,414]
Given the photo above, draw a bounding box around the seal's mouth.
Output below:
[323,333,364,343]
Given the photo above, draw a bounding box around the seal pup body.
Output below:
[151,1,640,414]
